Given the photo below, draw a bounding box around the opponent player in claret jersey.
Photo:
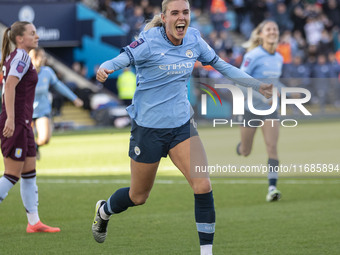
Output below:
[29,48,83,159]
[0,21,60,233]
[92,1,274,254]
[236,20,284,202]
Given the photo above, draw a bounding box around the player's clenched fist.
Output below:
[96,68,114,82]
[259,83,280,99]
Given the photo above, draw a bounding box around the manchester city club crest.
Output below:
[134,146,141,156]
[186,49,193,58]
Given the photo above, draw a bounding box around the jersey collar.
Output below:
[260,45,276,55]
[160,26,183,46]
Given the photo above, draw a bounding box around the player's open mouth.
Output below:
[176,24,185,32]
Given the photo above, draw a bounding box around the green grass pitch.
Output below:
[0,121,339,254]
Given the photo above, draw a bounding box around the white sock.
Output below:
[0,176,15,203]
[200,244,213,255]
[269,185,276,192]
[20,176,39,224]
[99,205,111,220]
[27,212,40,225]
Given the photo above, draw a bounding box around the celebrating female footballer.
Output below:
[92,1,274,254]
[236,20,284,202]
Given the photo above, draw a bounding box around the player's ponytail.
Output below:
[144,14,163,31]
[1,21,31,69]
[1,27,12,70]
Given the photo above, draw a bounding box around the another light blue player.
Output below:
[92,1,274,254]
[29,48,83,159]
[236,20,284,202]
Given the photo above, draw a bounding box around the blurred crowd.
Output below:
[81,0,340,109]
[1,0,338,128]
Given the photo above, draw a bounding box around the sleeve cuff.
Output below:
[201,55,219,66]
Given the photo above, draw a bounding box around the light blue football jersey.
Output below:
[120,26,219,128]
[101,26,264,128]
[240,46,284,111]
[33,66,77,119]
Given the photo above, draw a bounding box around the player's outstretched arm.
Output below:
[212,57,276,99]
[96,51,131,83]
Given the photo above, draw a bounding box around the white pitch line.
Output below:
[36,179,340,185]
[36,166,178,175]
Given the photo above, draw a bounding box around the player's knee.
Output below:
[130,193,149,206]
[266,143,277,155]
[243,152,251,157]
[242,147,252,157]
[239,143,252,157]
[133,198,147,206]
[4,170,22,179]
[37,137,49,145]
[192,179,211,194]
[42,138,50,145]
